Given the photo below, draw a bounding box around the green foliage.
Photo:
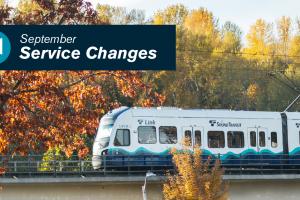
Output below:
[39,147,65,171]
[39,147,93,172]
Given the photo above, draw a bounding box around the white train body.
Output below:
[92,107,300,169]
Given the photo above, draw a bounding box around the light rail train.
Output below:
[92,106,300,169]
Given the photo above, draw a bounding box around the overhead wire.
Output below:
[177,49,300,59]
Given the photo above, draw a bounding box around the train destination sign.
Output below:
[0,25,176,70]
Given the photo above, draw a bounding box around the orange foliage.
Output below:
[163,139,227,200]
[0,1,165,157]
[0,71,164,157]
[0,167,5,175]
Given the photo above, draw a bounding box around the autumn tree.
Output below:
[152,4,188,25]
[0,0,164,158]
[287,18,300,76]
[150,5,245,109]
[217,21,242,53]
[147,4,300,112]
[0,71,164,157]
[277,16,291,57]
[243,19,274,63]
[11,0,101,25]
[184,8,219,43]
[163,140,227,200]
[97,4,145,24]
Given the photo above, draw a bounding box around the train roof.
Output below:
[285,112,300,119]
[120,107,300,119]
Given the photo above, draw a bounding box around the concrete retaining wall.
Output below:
[1,175,300,200]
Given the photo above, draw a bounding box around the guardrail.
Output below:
[1,154,300,177]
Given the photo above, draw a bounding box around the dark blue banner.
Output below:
[0,25,176,70]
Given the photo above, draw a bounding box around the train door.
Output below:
[247,127,268,152]
[182,126,193,147]
[182,126,204,148]
[257,127,268,152]
[247,127,259,152]
[193,127,204,148]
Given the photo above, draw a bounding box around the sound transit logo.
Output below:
[209,120,241,127]
[0,32,11,64]
[209,120,217,126]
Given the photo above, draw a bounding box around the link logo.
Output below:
[0,32,11,64]
[137,119,155,125]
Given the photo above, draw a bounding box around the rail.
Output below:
[1,154,300,177]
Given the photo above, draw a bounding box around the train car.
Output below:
[92,106,300,169]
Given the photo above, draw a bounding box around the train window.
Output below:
[195,130,201,146]
[271,132,278,148]
[184,130,192,146]
[138,126,157,144]
[208,131,225,148]
[159,126,177,144]
[227,131,244,148]
[114,129,130,146]
[250,131,256,147]
[259,131,266,147]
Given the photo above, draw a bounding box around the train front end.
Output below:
[92,106,129,169]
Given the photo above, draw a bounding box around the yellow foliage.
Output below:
[277,16,291,55]
[97,4,113,24]
[243,19,275,61]
[17,0,43,13]
[163,139,228,200]
[0,0,5,6]
[216,31,241,53]
[153,13,164,25]
[289,35,300,62]
[184,8,216,38]
[246,84,258,100]
[153,4,188,25]
[285,64,297,77]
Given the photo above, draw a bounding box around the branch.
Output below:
[60,71,112,90]
[0,78,24,112]
[58,13,66,25]
[15,97,61,130]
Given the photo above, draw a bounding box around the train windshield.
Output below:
[95,124,113,148]
[98,137,110,149]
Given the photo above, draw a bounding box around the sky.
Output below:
[8,0,300,43]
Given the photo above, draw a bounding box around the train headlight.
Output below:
[101,149,108,155]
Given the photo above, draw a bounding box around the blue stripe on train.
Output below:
[102,147,300,167]
[289,147,300,164]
